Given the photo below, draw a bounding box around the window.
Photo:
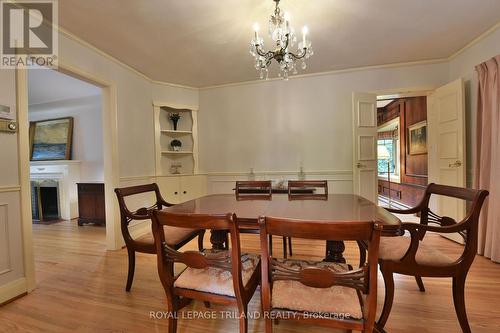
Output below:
[377,138,399,177]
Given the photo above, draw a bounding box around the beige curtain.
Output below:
[475,55,500,262]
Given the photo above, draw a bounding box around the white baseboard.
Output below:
[0,277,27,305]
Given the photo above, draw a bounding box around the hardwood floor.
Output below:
[1,220,500,332]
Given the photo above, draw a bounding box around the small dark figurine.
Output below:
[169,112,181,130]
[170,139,182,151]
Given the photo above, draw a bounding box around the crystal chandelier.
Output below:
[250,0,313,80]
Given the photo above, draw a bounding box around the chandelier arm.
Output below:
[255,45,269,58]
[289,48,307,60]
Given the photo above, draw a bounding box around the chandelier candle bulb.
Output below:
[302,26,308,45]
[253,22,260,40]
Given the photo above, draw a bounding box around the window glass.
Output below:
[378,138,399,176]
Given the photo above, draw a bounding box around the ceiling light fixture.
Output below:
[250,0,313,80]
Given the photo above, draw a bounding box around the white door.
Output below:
[427,78,466,243]
[352,92,378,203]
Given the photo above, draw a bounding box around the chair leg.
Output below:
[198,230,205,251]
[265,313,273,333]
[357,241,367,268]
[453,273,471,333]
[415,276,426,292]
[238,304,248,333]
[282,237,287,259]
[287,237,292,256]
[167,297,179,333]
[269,235,273,256]
[125,248,135,292]
[377,265,395,328]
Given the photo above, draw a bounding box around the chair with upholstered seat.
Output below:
[286,180,329,258]
[287,180,328,200]
[376,183,489,333]
[115,183,205,292]
[151,211,261,333]
[258,215,382,333]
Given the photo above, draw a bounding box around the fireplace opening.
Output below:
[31,180,60,223]
[40,187,59,220]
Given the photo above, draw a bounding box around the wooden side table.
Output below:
[77,183,105,226]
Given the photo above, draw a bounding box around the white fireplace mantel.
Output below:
[30,160,81,220]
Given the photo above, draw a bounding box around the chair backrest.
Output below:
[414,183,489,264]
[235,180,272,200]
[258,215,382,327]
[288,180,328,200]
[151,211,246,299]
[114,183,171,246]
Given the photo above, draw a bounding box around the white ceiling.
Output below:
[28,69,101,106]
[57,0,500,87]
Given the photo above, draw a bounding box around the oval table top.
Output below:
[164,194,401,235]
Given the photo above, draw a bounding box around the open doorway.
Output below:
[27,68,105,234]
[375,96,428,209]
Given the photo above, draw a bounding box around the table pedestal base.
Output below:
[210,230,228,250]
[210,231,347,263]
[324,240,346,263]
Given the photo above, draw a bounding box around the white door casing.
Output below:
[352,92,378,203]
[427,78,466,243]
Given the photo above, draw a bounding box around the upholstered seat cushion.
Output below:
[379,236,454,266]
[271,259,363,319]
[135,226,198,247]
[174,253,260,297]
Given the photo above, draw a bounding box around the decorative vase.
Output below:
[172,119,178,131]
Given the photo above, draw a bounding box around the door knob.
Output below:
[356,162,365,168]
[448,160,462,168]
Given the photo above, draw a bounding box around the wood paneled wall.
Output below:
[377,97,427,206]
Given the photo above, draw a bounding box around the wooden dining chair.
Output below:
[288,180,328,200]
[235,180,272,200]
[151,211,261,333]
[258,215,382,333]
[376,183,489,333]
[234,180,291,258]
[114,183,205,292]
[285,180,329,258]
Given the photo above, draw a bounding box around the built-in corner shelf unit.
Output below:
[153,103,199,176]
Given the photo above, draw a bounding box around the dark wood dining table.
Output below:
[164,193,401,262]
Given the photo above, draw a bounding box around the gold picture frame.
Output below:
[408,120,427,155]
[29,117,74,161]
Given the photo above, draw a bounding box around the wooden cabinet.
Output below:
[77,183,105,226]
[157,175,207,204]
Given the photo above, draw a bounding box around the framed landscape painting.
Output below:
[30,117,74,161]
[408,120,427,155]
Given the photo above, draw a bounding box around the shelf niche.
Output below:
[154,104,198,176]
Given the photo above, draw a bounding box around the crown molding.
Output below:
[57,27,198,91]
[199,58,449,90]
[447,20,500,61]
[56,18,500,90]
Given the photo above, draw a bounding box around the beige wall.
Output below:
[448,26,500,186]
[29,95,104,182]
[198,62,449,178]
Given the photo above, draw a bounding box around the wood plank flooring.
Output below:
[1,220,500,332]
